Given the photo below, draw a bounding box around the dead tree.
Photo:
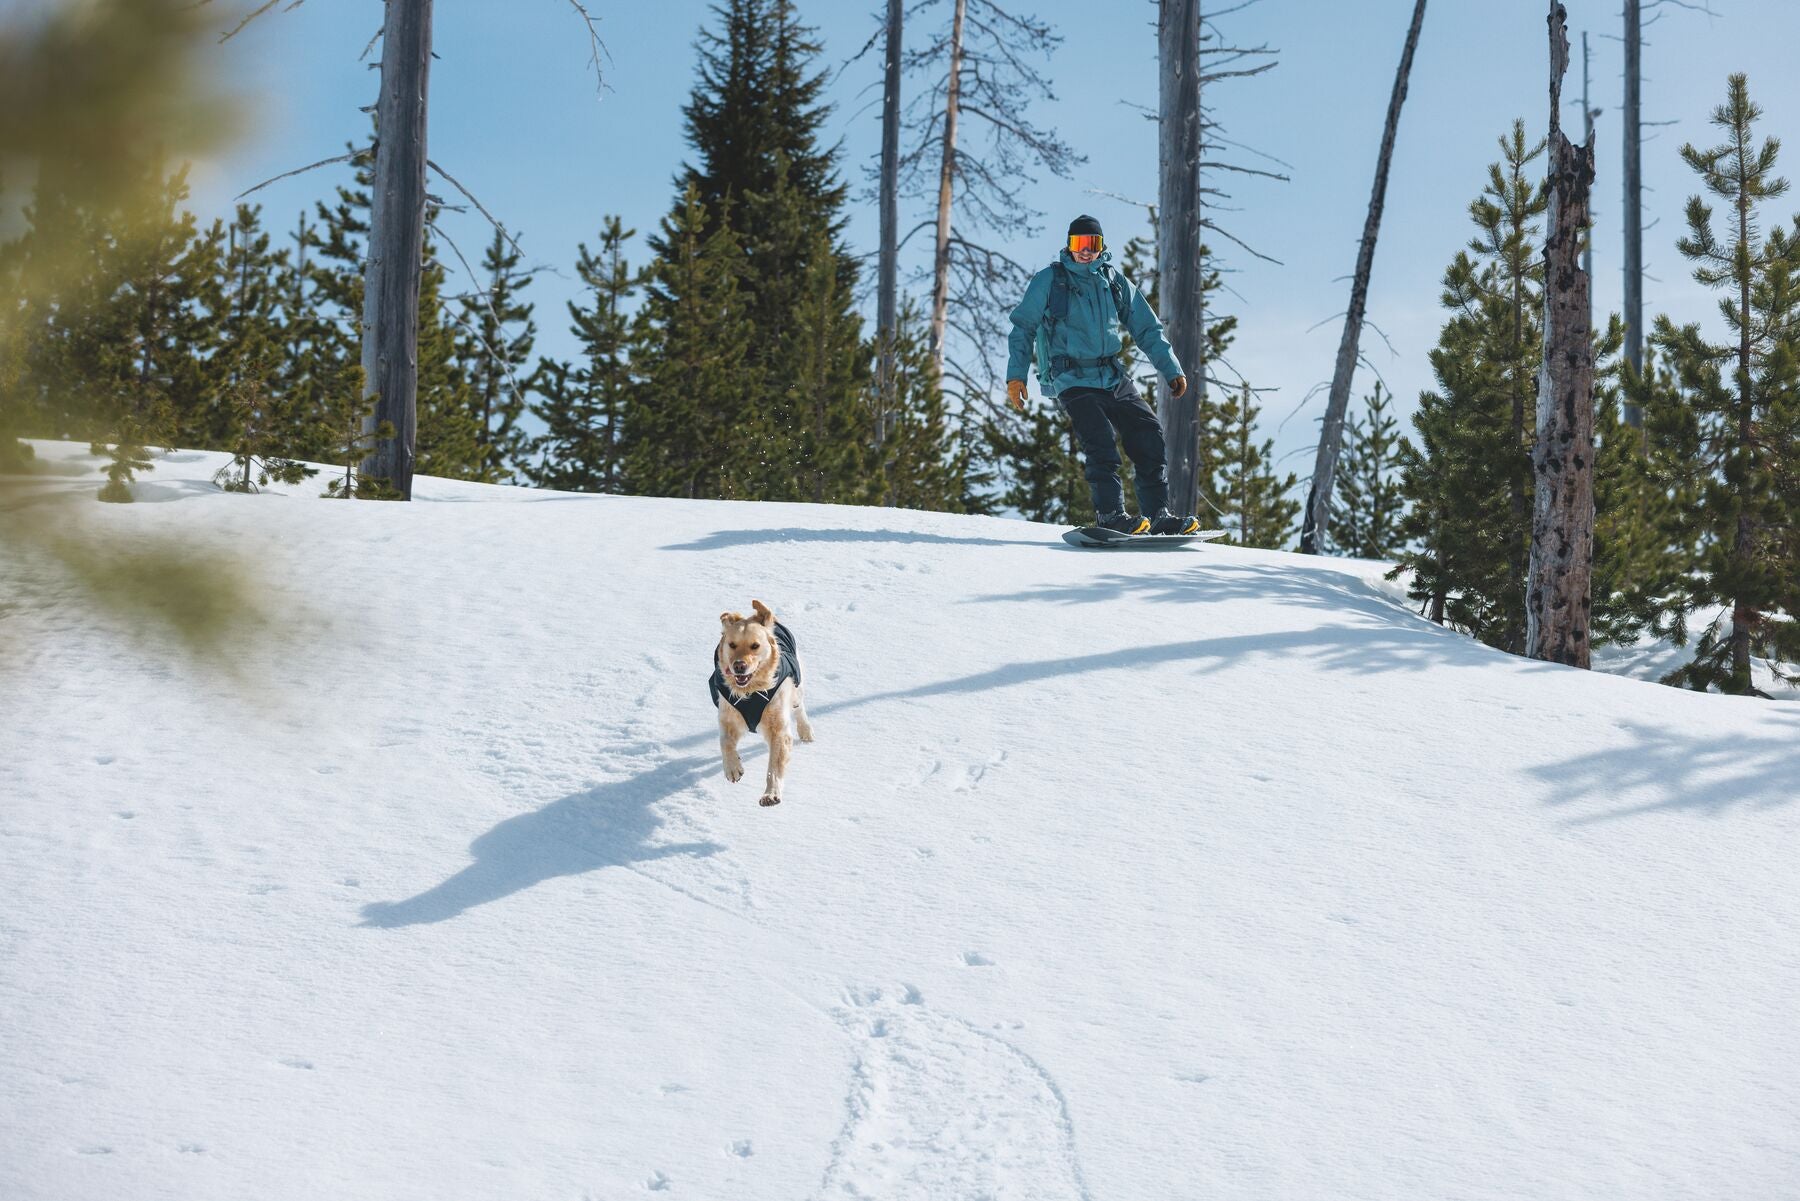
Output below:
[1158,0,1204,520]
[1581,31,1600,332]
[358,0,434,499]
[1620,0,1720,427]
[927,0,967,377]
[1299,0,1426,554]
[1142,4,1279,519]
[896,0,1082,401]
[1622,0,1643,422]
[1526,2,1597,668]
[876,0,903,449]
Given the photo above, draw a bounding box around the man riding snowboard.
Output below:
[1006,214,1200,536]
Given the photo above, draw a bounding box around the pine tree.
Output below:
[663,0,866,502]
[1329,381,1410,559]
[1594,333,1686,647]
[412,244,483,481]
[775,223,876,504]
[211,349,317,493]
[5,154,219,494]
[274,211,333,461]
[1216,384,1298,549]
[319,360,393,499]
[683,0,842,238]
[1638,76,1800,693]
[198,203,291,454]
[625,185,759,499]
[1392,124,1545,646]
[456,227,537,482]
[878,300,970,512]
[982,397,1086,523]
[530,217,638,493]
[80,159,222,497]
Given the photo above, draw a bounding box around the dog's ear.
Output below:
[720,611,742,627]
[750,599,774,627]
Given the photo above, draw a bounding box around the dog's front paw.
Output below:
[758,792,782,807]
[796,720,815,743]
[724,757,744,783]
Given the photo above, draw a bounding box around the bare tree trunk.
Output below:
[1621,0,1644,426]
[1157,0,1204,518]
[876,0,902,465]
[1300,0,1427,554]
[927,0,966,379]
[1581,31,1595,331]
[361,0,434,500]
[1527,2,1596,668]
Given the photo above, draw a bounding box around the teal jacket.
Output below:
[1006,249,1184,397]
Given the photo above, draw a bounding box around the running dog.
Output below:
[711,600,814,807]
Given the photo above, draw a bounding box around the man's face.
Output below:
[1068,233,1103,263]
[1072,245,1100,264]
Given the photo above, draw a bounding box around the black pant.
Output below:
[1058,375,1170,517]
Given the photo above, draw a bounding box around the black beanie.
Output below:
[1067,214,1104,238]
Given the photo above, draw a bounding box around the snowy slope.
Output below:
[4,443,1798,1201]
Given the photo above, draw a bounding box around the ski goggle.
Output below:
[1067,233,1104,255]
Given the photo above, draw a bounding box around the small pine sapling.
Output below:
[318,364,398,499]
[212,350,317,493]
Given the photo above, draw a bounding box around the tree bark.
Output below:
[927,0,966,379]
[1157,0,1204,518]
[1526,2,1596,668]
[1581,31,1595,332]
[361,0,434,499]
[1300,0,1427,554]
[875,0,902,460]
[1621,0,1644,426]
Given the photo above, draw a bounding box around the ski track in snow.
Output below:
[819,985,1093,1201]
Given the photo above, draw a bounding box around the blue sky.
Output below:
[182,0,1799,480]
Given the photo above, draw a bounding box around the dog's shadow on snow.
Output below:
[358,756,724,929]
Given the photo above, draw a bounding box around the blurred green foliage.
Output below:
[1,0,274,673]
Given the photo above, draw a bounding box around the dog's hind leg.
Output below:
[718,703,747,783]
[793,679,815,744]
[792,659,813,741]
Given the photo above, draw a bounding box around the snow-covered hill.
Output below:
[5,443,1798,1201]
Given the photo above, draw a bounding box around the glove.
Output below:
[1006,379,1028,410]
[1169,375,1188,398]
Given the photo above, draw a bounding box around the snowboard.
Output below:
[1062,526,1228,549]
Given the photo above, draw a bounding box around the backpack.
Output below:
[1033,263,1135,395]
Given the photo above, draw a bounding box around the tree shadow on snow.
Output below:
[1532,714,1800,824]
[973,559,1430,628]
[358,756,724,928]
[661,527,1046,552]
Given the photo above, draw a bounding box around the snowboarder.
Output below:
[1006,215,1199,536]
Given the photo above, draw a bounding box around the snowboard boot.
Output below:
[1097,510,1150,536]
[1149,509,1201,536]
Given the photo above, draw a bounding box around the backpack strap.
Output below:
[1038,263,1134,382]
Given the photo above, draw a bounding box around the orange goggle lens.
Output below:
[1068,234,1104,254]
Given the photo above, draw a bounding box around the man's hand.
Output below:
[1006,379,1028,410]
[1169,375,1188,398]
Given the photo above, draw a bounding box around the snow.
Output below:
[4,442,1799,1201]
